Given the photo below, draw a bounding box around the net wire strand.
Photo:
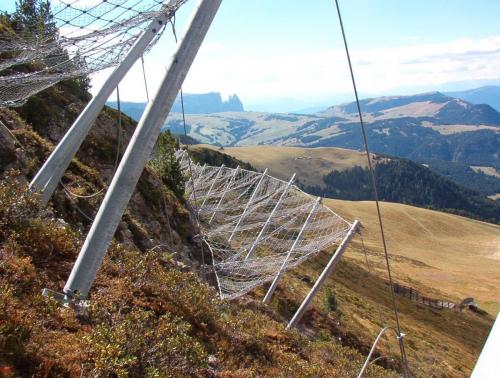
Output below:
[0,0,189,107]
[176,149,353,300]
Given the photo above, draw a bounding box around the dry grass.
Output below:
[324,199,500,314]
[193,145,498,375]
[261,252,493,377]
[199,144,370,187]
[420,123,499,135]
[471,166,500,178]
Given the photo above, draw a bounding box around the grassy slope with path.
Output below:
[324,199,500,314]
[196,144,371,188]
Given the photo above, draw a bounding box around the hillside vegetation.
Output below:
[2,2,497,377]
[419,159,500,198]
[324,199,500,315]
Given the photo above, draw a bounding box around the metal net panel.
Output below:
[176,150,352,300]
[0,0,188,107]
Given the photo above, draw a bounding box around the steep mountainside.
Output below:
[1,81,398,377]
[1,5,495,376]
[109,92,244,121]
[419,159,500,198]
[446,85,500,112]
[0,86,496,376]
[164,92,500,170]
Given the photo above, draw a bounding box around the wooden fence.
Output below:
[392,282,455,309]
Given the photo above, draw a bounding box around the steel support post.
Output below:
[30,8,174,205]
[189,163,207,192]
[191,162,206,185]
[178,149,188,167]
[198,164,224,213]
[263,197,321,304]
[189,163,208,200]
[245,173,296,260]
[209,165,239,224]
[62,0,223,298]
[286,220,360,330]
[228,168,268,243]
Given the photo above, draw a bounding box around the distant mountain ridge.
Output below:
[320,91,500,125]
[164,91,500,170]
[445,85,500,112]
[108,92,243,121]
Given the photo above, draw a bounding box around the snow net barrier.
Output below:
[0,0,188,107]
[176,150,352,300]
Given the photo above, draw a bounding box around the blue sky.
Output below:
[2,0,500,111]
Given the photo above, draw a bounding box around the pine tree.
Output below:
[150,131,185,199]
[12,0,57,41]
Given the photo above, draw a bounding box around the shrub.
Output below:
[324,288,337,313]
[0,171,43,237]
[84,307,206,377]
[149,130,185,199]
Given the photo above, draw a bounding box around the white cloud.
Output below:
[90,35,500,104]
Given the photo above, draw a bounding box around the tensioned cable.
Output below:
[357,229,371,274]
[140,55,150,102]
[114,86,124,169]
[59,84,125,221]
[333,1,410,376]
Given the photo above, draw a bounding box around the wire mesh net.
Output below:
[176,149,353,300]
[0,0,188,107]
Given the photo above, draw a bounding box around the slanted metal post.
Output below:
[188,162,207,202]
[228,168,268,243]
[286,220,360,330]
[30,8,173,205]
[245,173,296,260]
[188,162,207,191]
[198,164,224,213]
[209,166,239,224]
[263,196,321,304]
[178,149,188,167]
[61,0,223,299]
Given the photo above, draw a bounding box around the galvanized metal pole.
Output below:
[286,220,360,330]
[62,0,223,298]
[189,163,208,200]
[209,166,239,224]
[194,162,207,179]
[228,168,268,243]
[263,197,321,304]
[245,173,296,260]
[30,7,174,204]
[198,164,224,213]
[178,149,188,167]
